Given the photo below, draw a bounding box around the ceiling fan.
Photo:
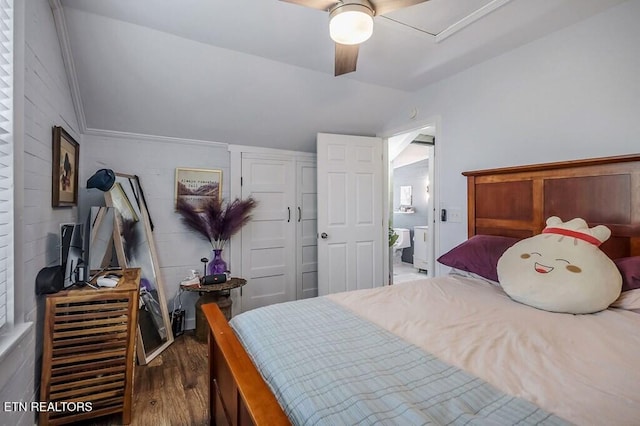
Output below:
[280,0,428,76]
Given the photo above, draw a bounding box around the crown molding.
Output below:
[83,127,228,148]
[49,0,87,133]
[436,0,514,43]
[228,144,316,159]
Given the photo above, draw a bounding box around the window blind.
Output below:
[0,0,14,329]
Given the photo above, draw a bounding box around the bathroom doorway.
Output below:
[388,127,436,284]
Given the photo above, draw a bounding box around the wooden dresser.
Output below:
[39,268,140,425]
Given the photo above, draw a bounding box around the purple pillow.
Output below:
[614,257,640,292]
[437,235,520,282]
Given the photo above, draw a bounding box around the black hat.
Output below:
[87,168,115,191]
[35,265,63,295]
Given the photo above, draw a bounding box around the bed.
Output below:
[203,153,640,425]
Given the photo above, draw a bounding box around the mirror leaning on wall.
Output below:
[87,171,174,365]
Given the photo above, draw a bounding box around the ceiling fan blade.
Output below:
[279,0,338,12]
[370,0,428,16]
[335,43,359,76]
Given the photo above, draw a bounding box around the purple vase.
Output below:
[207,249,227,275]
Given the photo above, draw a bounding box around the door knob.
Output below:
[320,232,328,239]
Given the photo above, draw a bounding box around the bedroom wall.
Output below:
[80,133,231,329]
[382,0,640,274]
[0,0,81,424]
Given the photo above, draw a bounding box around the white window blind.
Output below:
[0,0,14,329]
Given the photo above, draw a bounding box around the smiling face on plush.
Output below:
[497,217,622,314]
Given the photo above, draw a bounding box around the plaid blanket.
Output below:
[231,297,569,426]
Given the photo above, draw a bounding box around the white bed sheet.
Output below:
[328,275,640,425]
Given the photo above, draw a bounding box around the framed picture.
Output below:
[175,168,222,211]
[52,126,79,207]
[400,185,412,206]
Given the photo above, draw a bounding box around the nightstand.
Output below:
[181,277,247,341]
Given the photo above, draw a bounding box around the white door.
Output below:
[297,161,318,299]
[241,154,296,311]
[317,133,383,295]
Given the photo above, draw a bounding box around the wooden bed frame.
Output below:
[463,154,640,259]
[203,153,640,425]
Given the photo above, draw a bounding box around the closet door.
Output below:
[241,155,296,311]
[296,161,318,299]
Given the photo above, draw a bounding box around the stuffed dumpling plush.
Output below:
[497,217,622,314]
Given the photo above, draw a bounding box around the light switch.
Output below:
[449,208,462,223]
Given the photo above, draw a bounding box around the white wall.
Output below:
[383,0,640,274]
[80,133,231,329]
[0,0,81,424]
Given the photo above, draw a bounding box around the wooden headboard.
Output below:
[463,154,640,260]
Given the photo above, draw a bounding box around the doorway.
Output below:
[388,125,437,283]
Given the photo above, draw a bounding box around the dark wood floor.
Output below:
[78,332,209,426]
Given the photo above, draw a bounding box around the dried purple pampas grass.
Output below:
[218,198,257,241]
[175,197,257,249]
[175,198,211,242]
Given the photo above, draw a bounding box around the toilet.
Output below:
[392,228,411,263]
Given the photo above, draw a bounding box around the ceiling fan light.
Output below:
[329,4,374,45]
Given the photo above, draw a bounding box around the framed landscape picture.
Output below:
[52,126,79,207]
[175,168,222,211]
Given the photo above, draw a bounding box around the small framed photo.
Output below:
[52,126,79,207]
[400,185,412,206]
[175,168,222,211]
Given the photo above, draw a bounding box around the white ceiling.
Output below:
[58,0,627,152]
